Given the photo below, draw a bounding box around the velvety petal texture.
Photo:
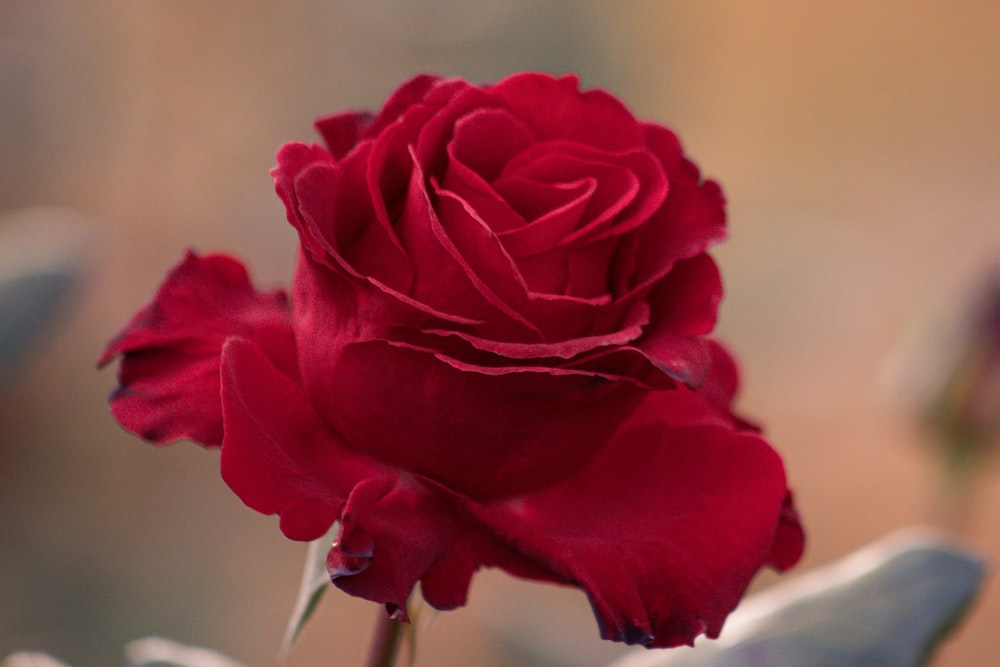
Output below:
[101,72,804,650]
[471,392,795,647]
[100,251,293,447]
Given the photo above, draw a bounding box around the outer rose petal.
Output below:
[621,124,728,295]
[218,341,801,644]
[628,253,724,388]
[219,337,382,540]
[218,336,471,617]
[327,475,467,619]
[767,492,806,571]
[467,390,799,647]
[99,251,292,447]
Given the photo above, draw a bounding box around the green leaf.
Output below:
[607,529,986,667]
[277,522,339,664]
[123,637,247,667]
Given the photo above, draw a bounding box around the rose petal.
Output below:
[313,74,441,160]
[377,336,662,389]
[218,336,466,617]
[365,119,426,264]
[410,82,496,174]
[767,492,806,571]
[295,154,414,292]
[300,337,643,499]
[495,177,595,255]
[448,107,536,186]
[497,142,666,247]
[431,184,544,336]
[328,475,466,619]
[272,142,337,265]
[394,295,649,363]
[99,252,292,447]
[432,182,629,342]
[396,149,538,338]
[219,336,800,643]
[219,336,381,540]
[313,111,375,160]
[469,390,798,647]
[493,143,666,302]
[494,146,639,236]
[420,525,564,610]
[622,124,727,294]
[489,73,644,150]
[622,253,723,388]
[515,234,619,302]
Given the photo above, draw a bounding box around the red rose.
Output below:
[100,73,803,648]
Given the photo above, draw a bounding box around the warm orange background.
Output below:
[3,2,1000,665]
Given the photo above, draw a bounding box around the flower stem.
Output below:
[362,609,404,667]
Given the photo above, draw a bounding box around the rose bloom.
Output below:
[100,73,803,648]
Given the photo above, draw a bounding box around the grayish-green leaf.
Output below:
[123,637,247,667]
[277,522,339,664]
[0,207,89,388]
[607,529,986,667]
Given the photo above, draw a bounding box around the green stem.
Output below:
[362,609,404,667]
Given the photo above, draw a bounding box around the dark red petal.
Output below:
[624,124,727,294]
[417,320,644,360]
[699,339,740,409]
[314,75,444,160]
[377,333,665,390]
[630,253,724,387]
[366,74,444,138]
[515,235,616,302]
[767,492,806,571]
[496,142,666,248]
[396,293,648,363]
[420,529,564,610]
[496,178,595,255]
[327,475,466,619]
[430,185,543,337]
[417,538,481,610]
[300,336,644,499]
[489,73,644,150]
[99,252,292,448]
[410,81,494,172]
[448,107,536,185]
[296,154,415,292]
[219,336,383,540]
[271,142,338,266]
[217,336,472,617]
[494,147,639,233]
[396,149,533,337]
[470,390,798,647]
[314,111,375,160]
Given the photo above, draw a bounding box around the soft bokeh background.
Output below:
[3,1,1000,665]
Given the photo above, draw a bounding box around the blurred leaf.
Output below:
[0,272,75,371]
[0,653,72,667]
[0,207,89,388]
[123,637,247,667]
[607,529,986,667]
[277,522,338,665]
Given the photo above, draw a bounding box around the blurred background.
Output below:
[2,1,1000,665]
